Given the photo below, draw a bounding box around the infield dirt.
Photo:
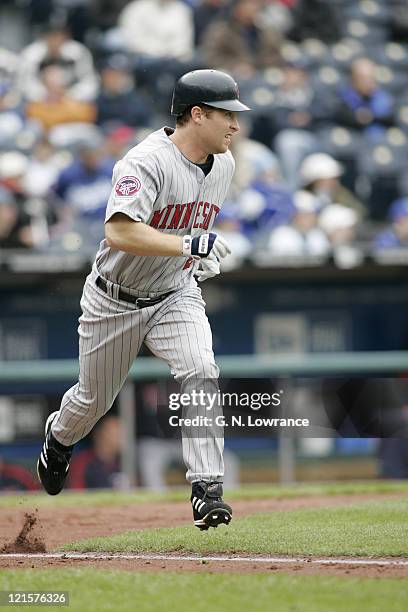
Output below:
[0,491,408,577]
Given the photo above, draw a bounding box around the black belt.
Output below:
[96,276,174,308]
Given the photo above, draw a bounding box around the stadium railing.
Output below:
[1,351,407,485]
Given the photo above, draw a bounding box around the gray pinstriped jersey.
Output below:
[94,126,235,294]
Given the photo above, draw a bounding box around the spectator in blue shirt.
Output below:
[53,137,114,223]
[335,58,395,142]
[236,151,296,239]
[50,137,114,247]
[373,198,408,250]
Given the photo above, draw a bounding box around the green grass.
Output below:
[1,480,408,509]
[62,499,408,558]
[1,570,407,612]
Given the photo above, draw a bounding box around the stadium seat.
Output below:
[344,0,391,26]
[262,68,284,89]
[370,42,408,68]
[395,98,408,133]
[343,18,388,45]
[359,140,407,178]
[280,41,304,65]
[298,38,329,70]
[315,126,363,193]
[316,126,363,159]
[358,138,406,219]
[312,65,344,88]
[249,87,276,112]
[375,64,408,94]
[241,73,277,114]
[326,38,364,71]
[385,126,408,149]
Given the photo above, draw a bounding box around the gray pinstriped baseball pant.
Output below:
[51,270,224,483]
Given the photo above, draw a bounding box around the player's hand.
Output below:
[182,233,231,259]
[195,252,220,282]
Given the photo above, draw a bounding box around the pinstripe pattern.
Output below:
[144,287,223,481]
[98,127,234,294]
[51,126,235,483]
[52,276,223,482]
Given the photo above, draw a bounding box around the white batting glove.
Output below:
[182,233,231,260]
[195,252,220,282]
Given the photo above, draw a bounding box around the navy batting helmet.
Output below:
[171,69,250,115]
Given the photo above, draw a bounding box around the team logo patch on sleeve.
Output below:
[115,176,141,197]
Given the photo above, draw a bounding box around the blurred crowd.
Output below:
[2,0,408,268]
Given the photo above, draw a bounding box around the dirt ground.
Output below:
[0,492,407,578]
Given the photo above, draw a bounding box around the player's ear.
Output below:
[190,105,204,125]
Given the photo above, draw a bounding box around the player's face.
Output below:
[202,109,240,154]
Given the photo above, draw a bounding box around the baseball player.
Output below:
[37,69,250,530]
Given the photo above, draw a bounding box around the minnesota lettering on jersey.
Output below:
[150,201,220,231]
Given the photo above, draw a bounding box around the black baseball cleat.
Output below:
[37,411,73,495]
[191,481,232,530]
